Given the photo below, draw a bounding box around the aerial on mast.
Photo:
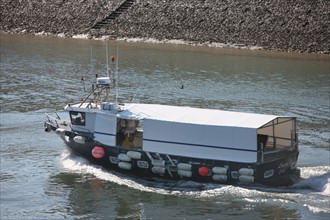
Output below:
[114,44,119,102]
[90,45,93,74]
[106,42,109,78]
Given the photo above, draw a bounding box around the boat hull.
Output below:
[57,131,300,187]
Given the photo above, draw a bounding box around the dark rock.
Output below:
[0,0,329,53]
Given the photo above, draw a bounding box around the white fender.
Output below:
[55,128,66,135]
[118,153,131,162]
[239,168,254,176]
[73,136,85,144]
[118,162,132,170]
[212,167,227,175]
[177,163,192,171]
[152,159,165,167]
[212,174,227,182]
[127,151,142,160]
[152,166,165,174]
[178,169,192,178]
[239,175,255,182]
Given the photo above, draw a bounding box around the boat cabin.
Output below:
[65,103,297,163]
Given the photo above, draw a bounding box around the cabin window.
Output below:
[116,119,143,148]
[70,111,86,126]
[257,118,297,152]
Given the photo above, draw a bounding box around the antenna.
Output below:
[178,69,184,89]
[90,45,98,90]
[116,44,119,79]
[115,44,119,102]
[89,45,95,87]
[81,76,86,92]
[90,45,93,74]
[130,79,144,103]
[106,42,109,77]
[80,45,93,93]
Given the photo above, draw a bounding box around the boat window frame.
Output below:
[116,118,143,148]
[257,117,298,163]
[69,111,86,126]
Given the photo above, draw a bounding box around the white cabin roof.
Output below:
[119,103,279,129]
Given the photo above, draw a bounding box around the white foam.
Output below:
[304,204,329,213]
[72,34,90,39]
[60,151,170,195]
[300,166,330,178]
[322,178,330,196]
[93,35,112,41]
[57,33,66,38]
[59,151,330,213]
[35,31,52,36]
[117,37,263,50]
[59,151,254,198]
[293,166,330,194]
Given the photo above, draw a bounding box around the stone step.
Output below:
[91,0,135,30]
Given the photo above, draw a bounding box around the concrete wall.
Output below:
[1,0,329,53]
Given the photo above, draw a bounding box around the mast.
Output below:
[90,45,96,87]
[106,42,109,77]
[115,44,119,102]
[90,45,93,74]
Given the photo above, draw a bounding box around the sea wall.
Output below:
[0,0,121,35]
[1,0,329,53]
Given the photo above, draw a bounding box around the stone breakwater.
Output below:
[1,0,329,53]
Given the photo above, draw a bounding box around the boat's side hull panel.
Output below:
[60,133,300,186]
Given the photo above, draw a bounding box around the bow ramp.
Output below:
[92,0,135,29]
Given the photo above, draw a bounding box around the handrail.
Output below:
[263,142,298,155]
[45,113,59,122]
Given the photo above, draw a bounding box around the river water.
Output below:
[1,33,329,219]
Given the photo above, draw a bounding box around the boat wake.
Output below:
[59,150,330,213]
[293,166,330,193]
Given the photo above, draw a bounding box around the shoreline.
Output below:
[2,31,329,62]
[1,1,329,55]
